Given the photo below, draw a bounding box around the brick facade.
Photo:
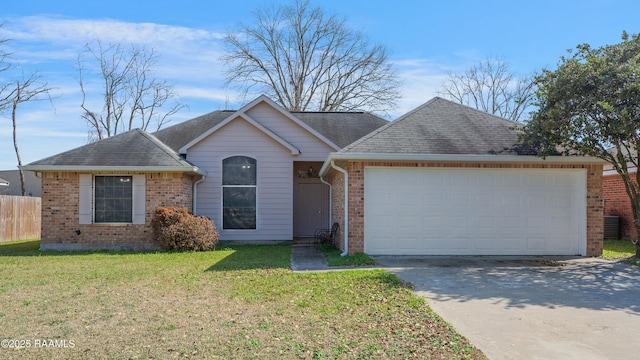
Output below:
[328,161,604,256]
[603,173,637,240]
[40,171,195,250]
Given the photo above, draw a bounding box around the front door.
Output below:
[293,162,329,237]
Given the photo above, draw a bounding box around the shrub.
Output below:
[151,207,219,251]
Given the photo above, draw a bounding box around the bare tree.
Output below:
[222,0,401,114]
[5,73,53,195]
[78,41,186,141]
[0,27,54,195]
[439,58,536,122]
[0,34,14,109]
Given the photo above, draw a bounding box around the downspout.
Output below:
[319,176,332,227]
[192,175,206,215]
[330,160,349,257]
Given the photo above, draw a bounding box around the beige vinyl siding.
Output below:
[186,103,339,241]
[187,117,294,241]
[245,102,336,160]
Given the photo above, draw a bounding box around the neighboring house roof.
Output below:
[341,97,519,154]
[21,129,205,174]
[0,170,42,196]
[603,146,637,175]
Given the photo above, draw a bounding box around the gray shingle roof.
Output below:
[153,110,233,152]
[292,112,389,148]
[153,110,388,152]
[24,107,388,170]
[25,129,197,168]
[341,97,520,154]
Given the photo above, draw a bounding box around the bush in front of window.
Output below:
[151,207,219,251]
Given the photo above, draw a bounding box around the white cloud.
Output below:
[392,58,454,117]
[0,15,498,168]
[2,16,224,46]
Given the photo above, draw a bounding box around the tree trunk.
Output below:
[11,98,26,196]
[632,195,640,257]
[635,220,640,258]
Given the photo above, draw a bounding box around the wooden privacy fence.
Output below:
[0,195,41,242]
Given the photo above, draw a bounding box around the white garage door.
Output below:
[364,167,586,256]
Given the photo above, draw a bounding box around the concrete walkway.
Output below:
[290,242,329,271]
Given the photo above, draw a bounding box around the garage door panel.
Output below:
[364,167,586,256]
[526,237,546,252]
[424,193,444,206]
[475,236,497,250]
[451,193,470,207]
[501,237,523,251]
[424,215,445,228]
[499,173,522,186]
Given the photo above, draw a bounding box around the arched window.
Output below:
[222,156,257,229]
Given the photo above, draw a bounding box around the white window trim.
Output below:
[79,174,145,225]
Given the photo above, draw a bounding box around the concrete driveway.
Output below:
[372,256,640,360]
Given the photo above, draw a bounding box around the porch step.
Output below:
[290,242,328,271]
[292,237,316,245]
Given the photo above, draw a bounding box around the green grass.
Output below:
[0,239,484,360]
[602,239,640,265]
[317,243,376,266]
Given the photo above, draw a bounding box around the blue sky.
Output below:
[0,0,638,169]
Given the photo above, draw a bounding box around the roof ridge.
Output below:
[430,96,521,126]
[291,111,366,114]
[339,96,521,155]
[137,130,185,164]
[153,110,227,135]
[340,98,441,153]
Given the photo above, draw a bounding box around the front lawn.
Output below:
[0,240,484,359]
[603,239,640,265]
[317,243,376,266]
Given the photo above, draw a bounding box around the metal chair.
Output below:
[314,222,339,249]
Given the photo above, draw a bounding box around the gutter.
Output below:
[192,175,206,215]
[19,165,207,176]
[319,153,606,176]
[319,176,332,227]
[330,160,349,257]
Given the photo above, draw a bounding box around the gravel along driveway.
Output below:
[373,256,640,360]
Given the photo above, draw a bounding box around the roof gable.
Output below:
[153,96,388,153]
[177,95,342,154]
[341,97,520,155]
[180,112,302,155]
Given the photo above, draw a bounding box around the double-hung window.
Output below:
[94,176,133,223]
[222,156,257,229]
[78,174,145,225]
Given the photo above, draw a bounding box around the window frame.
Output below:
[79,174,146,225]
[93,175,134,224]
[221,156,258,230]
